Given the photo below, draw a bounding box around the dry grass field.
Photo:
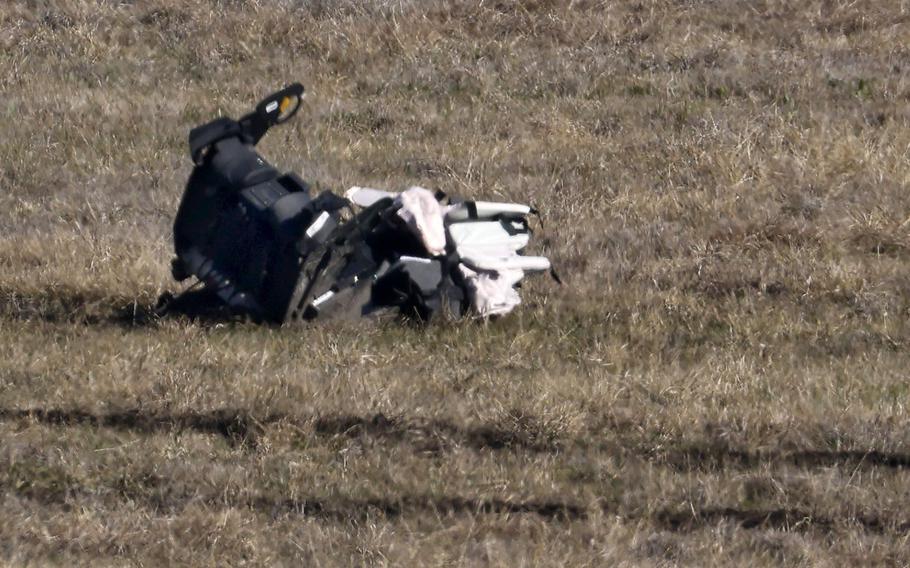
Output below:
[2,0,910,565]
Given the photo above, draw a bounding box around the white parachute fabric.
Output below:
[458,265,523,317]
[395,187,447,256]
[459,252,551,273]
[346,184,550,317]
[345,186,397,208]
[447,222,530,255]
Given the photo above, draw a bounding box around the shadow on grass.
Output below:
[226,498,910,534]
[0,407,560,453]
[0,407,265,447]
[651,506,910,534]
[261,495,586,522]
[659,445,910,471]
[0,285,237,327]
[3,407,910,472]
[4,407,910,532]
[4,456,908,533]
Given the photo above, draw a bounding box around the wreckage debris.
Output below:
[162,83,554,324]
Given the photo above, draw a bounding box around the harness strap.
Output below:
[549,266,564,285]
[528,206,545,229]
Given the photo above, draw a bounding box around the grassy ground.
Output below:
[2,0,910,565]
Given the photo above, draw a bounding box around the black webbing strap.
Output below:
[311,190,351,213]
[529,206,545,229]
[549,266,564,285]
[523,205,562,284]
[435,192,484,220]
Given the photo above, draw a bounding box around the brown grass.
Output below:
[3,0,910,565]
